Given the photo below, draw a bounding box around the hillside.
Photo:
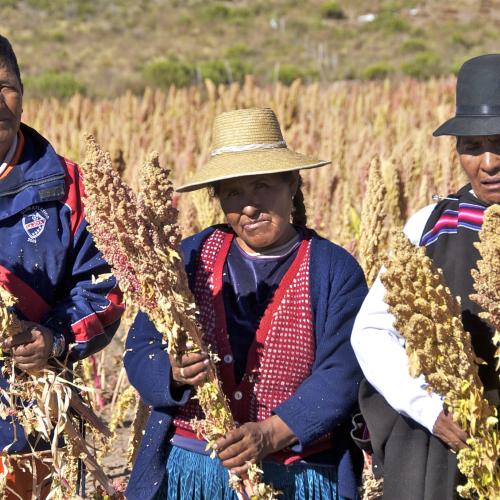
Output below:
[1,0,499,96]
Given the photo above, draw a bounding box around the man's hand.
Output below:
[3,321,54,372]
[214,415,297,476]
[432,409,468,452]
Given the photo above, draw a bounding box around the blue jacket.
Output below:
[125,226,367,500]
[0,124,124,453]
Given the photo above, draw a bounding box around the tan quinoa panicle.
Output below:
[381,230,499,500]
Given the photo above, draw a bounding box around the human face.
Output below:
[457,135,500,204]
[217,173,298,252]
[0,63,22,161]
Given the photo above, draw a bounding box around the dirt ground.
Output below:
[102,421,131,485]
[92,330,135,496]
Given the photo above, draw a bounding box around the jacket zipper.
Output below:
[0,173,66,198]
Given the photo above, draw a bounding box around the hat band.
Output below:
[456,104,500,116]
[211,140,287,157]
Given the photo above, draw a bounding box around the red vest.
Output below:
[173,229,327,461]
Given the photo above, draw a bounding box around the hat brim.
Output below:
[433,115,500,136]
[176,148,330,192]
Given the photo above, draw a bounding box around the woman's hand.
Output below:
[215,415,297,476]
[3,321,54,372]
[432,409,468,452]
[169,350,210,388]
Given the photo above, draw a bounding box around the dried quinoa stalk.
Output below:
[0,288,116,498]
[470,205,500,371]
[381,230,499,499]
[358,156,388,286]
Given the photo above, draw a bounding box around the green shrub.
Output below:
[199,59,253,85]
[275,65,319,85]
[401,51,442,79]
[228,59,254,82]
[25,0,93,15]
[229,6,252,19]
[371,11,409,33]
[143,58,195,88]
[320,1,346,20]
[25,0,59,9]
[46,28,66,42]
[225,44,252,59]
[450,58,468,76]
[451,32,473,49]
[250,2,272,15]
[74,0,96,18]
[201,3,230,20]
[362,63,393,80]
[276,64,303,85]
[411,27,426,37]
[25,71,86,98]
[274,64,319,85]
[178,14,193,28]
[401,38,427,53]
[382,1,410,10]
[199,60,230,84]
[200,3,252,23]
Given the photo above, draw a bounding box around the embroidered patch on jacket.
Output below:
[22,206,50,243]
[421,202,485,246]
[39,184,65,202]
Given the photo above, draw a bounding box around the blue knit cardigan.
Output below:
[124,226,367,499]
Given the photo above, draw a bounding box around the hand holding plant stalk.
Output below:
[0,286,117,498]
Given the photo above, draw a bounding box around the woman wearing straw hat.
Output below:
[352,54,500,499]
[124,108,367,500]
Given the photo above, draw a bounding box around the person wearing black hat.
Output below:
[350,54,500,500]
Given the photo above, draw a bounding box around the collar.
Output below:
[0,134,18,177]
[458,183,490,207]
[0,124,67,221]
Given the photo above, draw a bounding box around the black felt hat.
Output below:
[434,54,500,137]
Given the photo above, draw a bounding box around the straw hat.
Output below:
[176,107,330,192]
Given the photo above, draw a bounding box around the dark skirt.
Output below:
[359,379,459,500]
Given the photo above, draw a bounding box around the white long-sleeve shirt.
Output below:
[351,204,445,433]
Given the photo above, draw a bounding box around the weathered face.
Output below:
[0,63,22,161]
[457,135,500,204]
[217,172,298,252]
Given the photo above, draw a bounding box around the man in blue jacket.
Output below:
[0,34,124,495]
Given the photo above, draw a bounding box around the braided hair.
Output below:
[291,174,307,226]
[280,171,307,226]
